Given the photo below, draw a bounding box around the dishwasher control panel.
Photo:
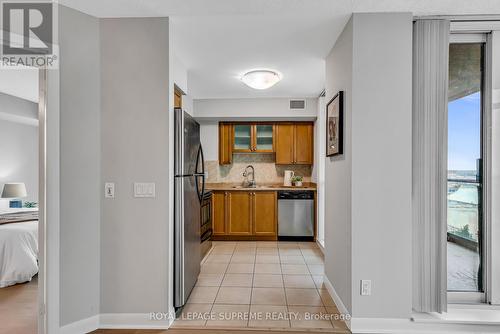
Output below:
[277,190,314,200]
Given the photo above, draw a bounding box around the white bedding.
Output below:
[0,210,38,288]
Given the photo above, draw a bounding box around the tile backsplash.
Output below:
[205,153,312,184]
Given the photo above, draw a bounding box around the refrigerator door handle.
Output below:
[195,145,206,202]
[195,144,205,175]
[195,174,205,203]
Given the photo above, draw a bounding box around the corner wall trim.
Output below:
[323,275,351,329]
[316,240,325,255]
[99,313,173,329]
[59,315,99,334]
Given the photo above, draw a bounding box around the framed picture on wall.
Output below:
[326,91,344,156]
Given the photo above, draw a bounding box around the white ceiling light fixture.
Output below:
[241,69,282,90]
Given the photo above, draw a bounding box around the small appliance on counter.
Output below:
[283,170,295,186]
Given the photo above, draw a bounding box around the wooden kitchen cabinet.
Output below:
[275,123,314,165]
[219,123,233,165]
[212,191,227,235]
[218,122,312,165]
[233,123,274,153]
[227,192,253,235]
[253,192,277,237]
[174,89,182,108]
[294,123,314,164]
[275,124,295,164]
[211,190,277,240]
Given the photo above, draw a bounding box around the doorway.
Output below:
[447,36,487,302]
[0,66,47,334]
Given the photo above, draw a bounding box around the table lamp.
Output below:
[1,183,27,208]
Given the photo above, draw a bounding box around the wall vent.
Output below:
[289,99,306,110]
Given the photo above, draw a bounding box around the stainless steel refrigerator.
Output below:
[174,108,205,308]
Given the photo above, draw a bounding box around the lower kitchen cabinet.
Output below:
[253,192,277,236]
[212,191,227,236]
[211,190,277,240]
[227,192,253,235]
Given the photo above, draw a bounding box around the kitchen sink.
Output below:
[232,185,270,189]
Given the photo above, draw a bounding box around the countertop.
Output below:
[205,182,317,192]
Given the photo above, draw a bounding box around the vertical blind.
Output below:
[412,19,450,313]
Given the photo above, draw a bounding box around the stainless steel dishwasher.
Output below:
[278,190,314,241]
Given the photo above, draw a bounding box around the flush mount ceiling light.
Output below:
[241,69,282,90]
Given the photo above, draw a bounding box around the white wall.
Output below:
[324,12,412,321]
[0,93,38,207]
[100,17,171,316]
[0,91,38,125]
[194,97,318,120]
[350,12,412,319]
[199,121,219,161]
[324,17,354,314]
[173,53,188,94]
[314,95,326,245]
[59,5,101,326]
[172,51,195,116]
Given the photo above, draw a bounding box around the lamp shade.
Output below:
[1,183,27,198]
[241,70,282,90]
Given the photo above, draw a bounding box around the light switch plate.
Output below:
[134,182,156,198]
[104,182,115,198]
[361,280,372,296]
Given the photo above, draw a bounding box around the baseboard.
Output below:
[350,317,500,333]
[316,239,325,254]
[323,275,351,330]
[59,315,99,334]
[99,312,173,329]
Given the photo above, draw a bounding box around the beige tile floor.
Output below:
[173,241,350,332]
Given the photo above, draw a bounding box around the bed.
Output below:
[0,208,38,288]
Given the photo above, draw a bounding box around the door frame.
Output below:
[37,67,48,334]
[447,32,490,304]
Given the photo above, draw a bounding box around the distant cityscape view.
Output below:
[447,91,481,243]
[447,170,479,242]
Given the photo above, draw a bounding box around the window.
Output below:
[447,41,485,297]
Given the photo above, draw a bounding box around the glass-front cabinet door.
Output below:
[233,124,252,152]
[255,124,274,152]
[233,124,274,152]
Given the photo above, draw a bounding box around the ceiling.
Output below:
[41,1,500,99]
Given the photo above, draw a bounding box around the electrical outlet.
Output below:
[105,183,115,198]
[361,280,371,296]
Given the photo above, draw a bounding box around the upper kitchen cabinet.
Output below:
[218,122,313,165]
[233,123,275,153]
[275,123,314,165]
[294,123,314,164]
[219,123,233,165]
[275,124,294,164]
[174,89,182,108]
[254,124,274,152]
[233,124,253,152]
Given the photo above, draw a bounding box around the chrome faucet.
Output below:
[242,165,256,188]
